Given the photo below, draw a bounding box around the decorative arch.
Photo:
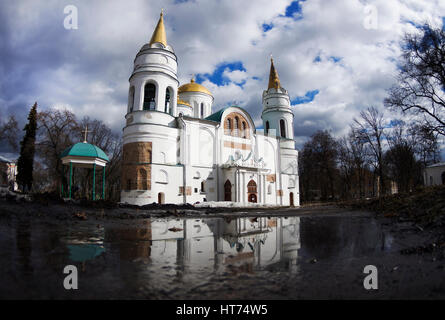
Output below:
[289,178,295,189]
[157,170,168,184]
[159,152,166,164]
[143,82,157,110]
[223,111,251,138]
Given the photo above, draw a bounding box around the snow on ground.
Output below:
[194,201,280,208]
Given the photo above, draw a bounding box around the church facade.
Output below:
[120,12,300,207]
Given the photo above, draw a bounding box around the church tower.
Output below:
[261,58,294,140]
[126,11,178,118]
[121,11,180,205]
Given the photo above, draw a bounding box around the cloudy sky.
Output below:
[0,0,444,157]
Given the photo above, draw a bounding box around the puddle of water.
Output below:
[0,215,396,299]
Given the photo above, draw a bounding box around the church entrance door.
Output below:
[248,193,257,203]
[224,180,232,201]
[158,192,165,204]
[247,180,257,203]
[289,192,294,206]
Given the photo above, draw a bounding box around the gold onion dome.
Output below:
[149,10,167,47]
[268,57,281,90]
[178,79,212,96]
[177,98,191,107]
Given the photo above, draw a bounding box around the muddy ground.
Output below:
[0,197,444,300]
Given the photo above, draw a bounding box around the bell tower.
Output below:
[121,11,180,206]
[261,58,294,140]
[126,11,178,118]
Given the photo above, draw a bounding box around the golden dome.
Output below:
[177,99,191,107]
[178,79,212,96]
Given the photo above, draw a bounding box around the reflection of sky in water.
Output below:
[0,214,399,299]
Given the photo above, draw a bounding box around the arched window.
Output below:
[280,119,286,138]
[201,181,205,192]
[234,117,239,137]
[265,121,270,135]
[200,103,204,118]
[242,121,247,138]
[247,180,257,193]
[128,87,135,112]
[165,88,171,113]
[226,118,232,135]
[143,83,156,110]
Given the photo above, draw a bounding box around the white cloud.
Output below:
[1,0,445,150]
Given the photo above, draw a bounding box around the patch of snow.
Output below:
[194,201,279,208]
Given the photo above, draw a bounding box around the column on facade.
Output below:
[257,172,262,203]
[242,172,246,203]
[263,174,266,203]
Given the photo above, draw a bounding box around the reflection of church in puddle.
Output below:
[106,217,300,273]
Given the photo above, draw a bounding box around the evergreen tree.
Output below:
[17,103,37,192]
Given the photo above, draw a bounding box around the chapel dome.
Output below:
[61,142,109,162]
[178,79,212,96]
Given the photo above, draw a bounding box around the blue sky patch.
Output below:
[313,55,321,63]
[329,56,342,63]
[291,89,319,104]
[283,0,305,20]
[262,23,273,32]
[196,61,246,86]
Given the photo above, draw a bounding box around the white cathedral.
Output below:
[120,12,300,207]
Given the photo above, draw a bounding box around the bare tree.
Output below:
[36,109,77,192]
[338,128,369,199]
[299,130,338,201]
[0,115,19,151]
[384,120,421,193]
[408,123,441,167]
[384,24,445,137]
[353,107,387,196]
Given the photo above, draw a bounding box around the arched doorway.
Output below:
[158,192,165,204]
[247,180,257,203]
[224,180,232,201]
[289,192,294,206]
